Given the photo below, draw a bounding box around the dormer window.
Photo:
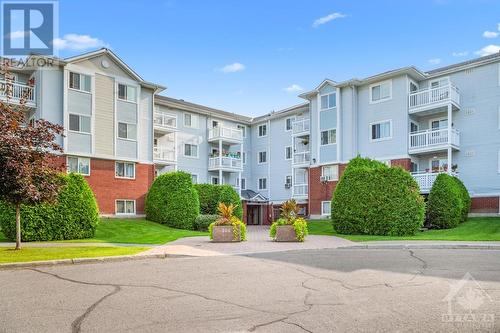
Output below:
[320,92,336,110]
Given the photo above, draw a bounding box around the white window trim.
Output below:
[285,117,295,131]
[183,143,199,159]
[66,156,91,176]
[408,79,419,92]
[321,164,339,182]
[429,76,450,89]
[285,146,292,160]
[258,177,267,190]
[369,79,392,104]
[115,199,136,216]
[258,150,267,164]
[115,161,136,180]
[320,128,337,146]
[68,113,91,135]
[183,113,199,129]
[369,119,393,142]
[320,92,336,110]
[285,174,292,185]
[68,71,91,94]
[258,124,267,137]
[237,124,247,138]
[211,176,220,185]
[242,151,247,165]
[321,201,331,216]
[117,121,137,142]
[116,83,138,104]
[191,173,199,184]
[240,177,247,190]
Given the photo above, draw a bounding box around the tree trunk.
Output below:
[15,203,21,250]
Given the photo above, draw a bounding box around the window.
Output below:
[117,84,137,102]
[285,175,292,186]
[430,77,449,89]
[191,174,198,184]
[211,177,219,185]
[321,201,331,216]
[212,120,219,128]
[69,72,91,92]
[285,146,292,160]
[69,114,91,133]
[285,117,294,131]
[117,122,137,140]
[115,162,135,179]
[258,178,267,190]
[184,144,198,158]
[184,113,199,128]
[320,129,336,145]
[320,93,336,110]
[410,122,419,133]
[258,151,267,164]
[67,156,90,176]
[370,80,392,103]
[242,152,247,164]
[411,162,418,173]
[371,120,392,141]
[322,165,339,181]
[237,124,246,137]
[116,200,135,215]
[241,178,246,190]
[258,124,267,137]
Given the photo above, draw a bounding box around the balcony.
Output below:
[409,128,460,154]
[153,147,176,163]
[412,171,459,193]
[292,151,310,167]
[208,156,243,172]
[208,126,243,144]
[292,118,310,136]
[153,111,177,133]
[292,184,308,198]
[408,84,460,114]
[0,80,36,107]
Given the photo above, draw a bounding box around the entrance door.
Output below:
[247,205,261,225]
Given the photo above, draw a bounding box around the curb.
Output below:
[339,245,500,250]
[0,253,170,270]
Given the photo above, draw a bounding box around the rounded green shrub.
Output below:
[427,174,463,229]
[194,184,242,220]
[452,177,471,223]
[194,214,218,231]
[145,171,200,229]
[0,173,99,241]
[331,157,425,236]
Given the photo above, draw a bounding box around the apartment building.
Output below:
[1,48,499,223]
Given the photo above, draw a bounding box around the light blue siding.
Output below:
[67,132,91,154]
[116,139,137,159]
[117,100,137,123]
[68,90,92,116]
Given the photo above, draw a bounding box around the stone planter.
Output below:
[275,225,299,242]
[212,225,241,242]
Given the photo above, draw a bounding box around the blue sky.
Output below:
[55,0,500,116]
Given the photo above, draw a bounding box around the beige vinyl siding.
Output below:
[94,74,115,155]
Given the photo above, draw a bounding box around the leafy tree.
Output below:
[0,64,65,249]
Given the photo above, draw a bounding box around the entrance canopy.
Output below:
[241,189,268,203]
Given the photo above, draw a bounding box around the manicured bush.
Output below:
[145,171,200,230]
[427,174,463,229]
[0,173,99,241]
[331,157,425,236]
[194,214,218,231]
[194,184,242,220]
[452,177,471,223]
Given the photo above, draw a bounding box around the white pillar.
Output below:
[447,104,452,175]
[219,139,223,183]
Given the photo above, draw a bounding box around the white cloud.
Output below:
[218,62,245,73]
[53,34,108,51]
[428,58,442,65]
[452,51,468,57]
[312,12,346,28]
[483,31,499,38]
[283,84,303,93]
[475,44,500,56]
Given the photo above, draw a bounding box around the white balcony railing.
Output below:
[408,84,460,112]
[208,126,243,142]
[209,156,243,170]
[412,171,459,192]
[153,112,176,130]
[153,147,176,162]
[292,118,310,135]
[0,80,36,104]
[409,128,460,151]
[292,151,310,165]
[293,184,308,197]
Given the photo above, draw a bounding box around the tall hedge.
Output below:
[0,173,99,241]
[427,174,465,229]
[331,157,425,236]
[145,171,200,229]
[194,184,243,220]
[452,177,471,223]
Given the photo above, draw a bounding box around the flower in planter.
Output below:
[270,199,308,242]
[209,202,246,241]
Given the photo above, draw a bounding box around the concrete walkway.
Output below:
[141,225,355,257]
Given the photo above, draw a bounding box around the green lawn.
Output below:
[308,217,500,241]
[0,246,149,264]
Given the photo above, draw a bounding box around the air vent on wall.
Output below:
[464,108,476,116]
[465,150,476,157]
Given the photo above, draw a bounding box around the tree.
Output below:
[0,62,65,249]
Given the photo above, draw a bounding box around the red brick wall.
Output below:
[471,197,500,214]
[308,164,347,215]
[83,158,155,215]
[391,158,411,171]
